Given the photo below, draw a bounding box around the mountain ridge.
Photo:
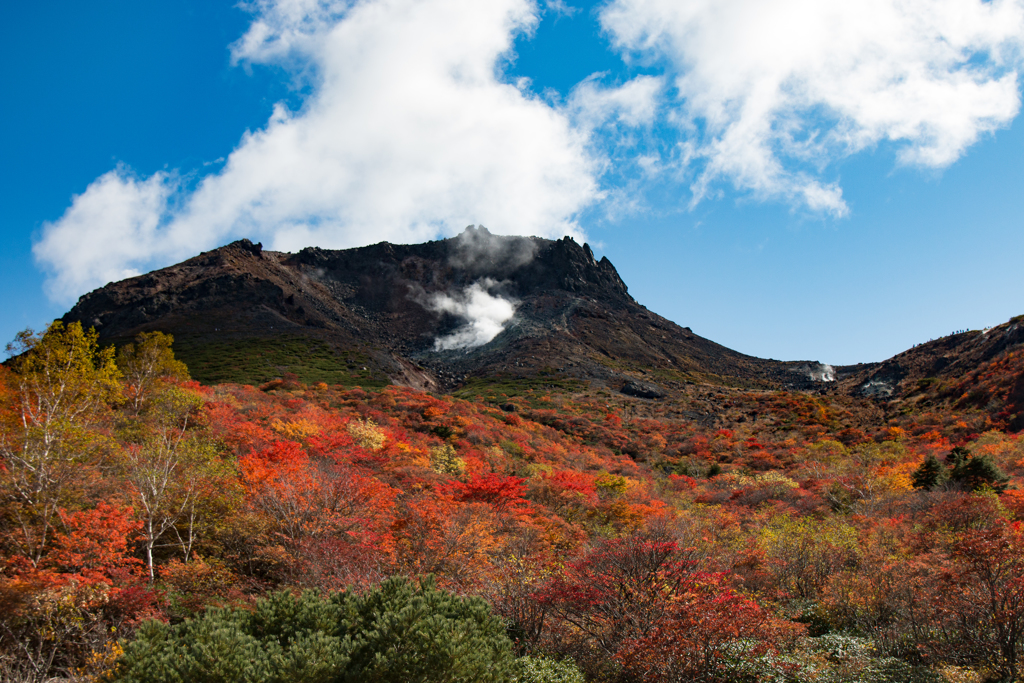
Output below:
[62,228,837,394]
[60,227,1022,423]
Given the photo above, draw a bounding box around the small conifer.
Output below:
[912,454,946,491]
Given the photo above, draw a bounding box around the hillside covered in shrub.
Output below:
[3,321,1024,682]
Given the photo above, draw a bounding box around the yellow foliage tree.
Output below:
[116,331,189,414]
[1,322,121,564]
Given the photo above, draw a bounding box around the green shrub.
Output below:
[911,454,946,491]
[342,576,513,682]
[112,577,515,683]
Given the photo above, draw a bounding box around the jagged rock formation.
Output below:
[61,227,860,393]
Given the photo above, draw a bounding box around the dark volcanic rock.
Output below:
[621,380,665,399]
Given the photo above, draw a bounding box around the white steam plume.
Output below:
[429,279,517,351]
[449,225,538,273]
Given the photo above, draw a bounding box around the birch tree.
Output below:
[0,322,120,565]
[117,385,227,580]
[117,331,189,415]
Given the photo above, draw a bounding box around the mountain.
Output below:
[61,227,834,394]
[59,226,1024,428]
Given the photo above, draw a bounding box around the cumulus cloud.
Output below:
[600,0,1024,214]
[428,279,518,350]
[33,168,179,302]
[35,0,600,305]
[34,0,1024,303]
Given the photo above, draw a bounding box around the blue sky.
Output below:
[3,0,1023,366]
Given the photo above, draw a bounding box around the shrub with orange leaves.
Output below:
[46,503,144,586]
[616,571,804,683]
[240,439,397,549]
[542,469,599,504]
[160,555,242,618]
[441,472,530,516]
[535,533,694,677]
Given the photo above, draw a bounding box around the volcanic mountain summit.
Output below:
[62,227,838,394]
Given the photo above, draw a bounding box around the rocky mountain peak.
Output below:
[60,228,858,393]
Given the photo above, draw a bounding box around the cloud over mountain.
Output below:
[33,0,1024,304]
[35,0,600,304]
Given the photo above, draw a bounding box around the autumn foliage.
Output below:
[3,321,1024,680]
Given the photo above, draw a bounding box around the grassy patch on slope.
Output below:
[172,334,389,388]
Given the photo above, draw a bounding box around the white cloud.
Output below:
[568,74,663,132]
[35,0,600,305]
[544,0,579,19]
[428,279,518,350]
[33,167,179,302]
[35,0,1024,303]
[601,0,1024,215]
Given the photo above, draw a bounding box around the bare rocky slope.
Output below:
[60,226,1023,420]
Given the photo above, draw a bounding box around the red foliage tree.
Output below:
[936,520,1024,681]
[441,472,530,515]
[46,502,143,586]
[535,533,692,671]
[616,572,803,682]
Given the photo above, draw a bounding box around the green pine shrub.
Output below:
[110,577,515,683]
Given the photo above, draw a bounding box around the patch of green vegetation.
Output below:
[112,577,516,683]
[644,367,694,383]
[172,334,389,388]
[452,373,585,403]
[1011,314,1024,325]
[588,353,638,374]
[646,366,743,388]
[499,439,525,457]
[589,353,758,390]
